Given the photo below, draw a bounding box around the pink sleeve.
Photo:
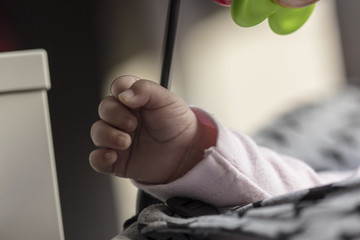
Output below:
[134,108,360,207]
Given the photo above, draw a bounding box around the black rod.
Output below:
[160,0,181,89]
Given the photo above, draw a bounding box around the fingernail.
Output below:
[124,118,136,131]
[116,136,124,147]
[116,135,130,149]
[119,89,135,101]
[104,151,116,161]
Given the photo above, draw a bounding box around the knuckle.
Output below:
[89,150,96,163]
[89,150,101,172]
[110,77,122,95]
[90,120,102,143]
[98,97,114,114]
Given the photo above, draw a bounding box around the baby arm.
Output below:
[90,75,358,208]
[89,75,217,184]
[134,107,335,207]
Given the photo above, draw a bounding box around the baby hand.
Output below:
[89,75,215,184]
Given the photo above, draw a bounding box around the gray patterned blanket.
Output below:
[114,85,360,240]
[117,178,360,240]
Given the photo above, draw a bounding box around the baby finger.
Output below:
[90,120,132,150]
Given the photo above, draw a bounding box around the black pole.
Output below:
[160,0,181,89]
[136,0,181,214]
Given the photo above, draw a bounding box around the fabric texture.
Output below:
[254,85,360,172]
[115,177,360,240]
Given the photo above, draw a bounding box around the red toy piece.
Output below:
[213,0,232,7]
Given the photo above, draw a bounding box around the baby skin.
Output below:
[89,75,217,184]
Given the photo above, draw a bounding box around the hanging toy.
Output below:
[213,0,319,35]
[213,0,232,7]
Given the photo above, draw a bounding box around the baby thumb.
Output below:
[118,80,177,110]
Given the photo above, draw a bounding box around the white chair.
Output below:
[0,49,64,240]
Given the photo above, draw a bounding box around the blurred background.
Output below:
[0,0,359,239]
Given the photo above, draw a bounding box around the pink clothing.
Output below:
[135,108,360,207]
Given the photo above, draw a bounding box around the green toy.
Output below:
[230,0,316,35]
